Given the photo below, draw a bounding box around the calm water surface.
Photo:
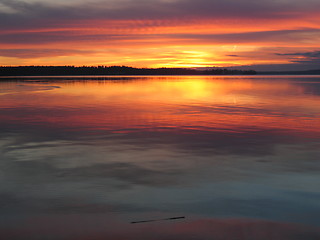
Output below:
[0,76,320,239]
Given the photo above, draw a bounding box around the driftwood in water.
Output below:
[131,216,185,224]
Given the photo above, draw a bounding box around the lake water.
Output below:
[0,75,319,239]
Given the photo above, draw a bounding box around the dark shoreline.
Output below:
[0,66,256,76]
[1,66,320,77]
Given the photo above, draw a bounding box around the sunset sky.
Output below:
[0,0,320,70]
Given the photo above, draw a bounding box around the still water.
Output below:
[0,76,319,239]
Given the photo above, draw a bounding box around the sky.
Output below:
[0,0,320,70]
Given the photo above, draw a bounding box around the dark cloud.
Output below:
[275,50,320,64]
[276,51,320,57]
[0,29,318,48]
[0,0,319,31]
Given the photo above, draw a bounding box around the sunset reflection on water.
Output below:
[0,76,319,239]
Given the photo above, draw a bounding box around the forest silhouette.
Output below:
[0,66,256,76]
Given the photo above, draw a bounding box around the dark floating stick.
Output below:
[131,216,185,224]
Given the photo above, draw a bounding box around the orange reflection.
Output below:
[1,77,319,136]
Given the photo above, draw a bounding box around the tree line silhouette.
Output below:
[0,66,256,76]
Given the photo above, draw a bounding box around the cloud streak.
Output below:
[1,0,319,34]
[276,50,320,64]
[0,49,95,58]
[1,0,320,21]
